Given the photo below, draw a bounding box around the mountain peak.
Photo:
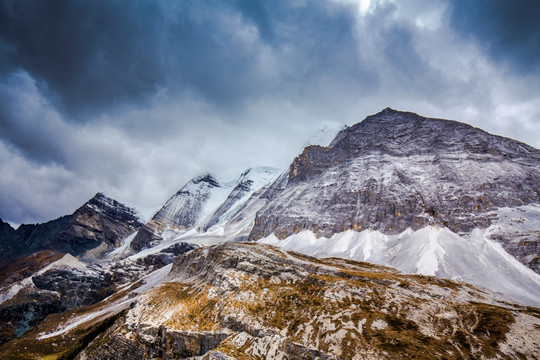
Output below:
[88,192,115,205]
[380,106,398,114]
[85,192,140,218]
[256,109,540,239]
[92,192,107,199]
[361,107,424,126]
[151,173,234,231]
[191,174,221,187]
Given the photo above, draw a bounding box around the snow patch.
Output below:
[106,231,138,259]
[260,226,540,307]
[134,263,173,294]
[37,297,132,340]
[38,253,88,273]
[0,277,35,304]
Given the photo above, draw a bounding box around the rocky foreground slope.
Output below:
[2,242,539,360]
[0,239,196,346]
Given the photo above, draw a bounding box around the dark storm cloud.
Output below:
[0,0,377,224]
[0,0,371,119]
[449,0,540,74]
[0,0,169,117]
[0,71,70,165]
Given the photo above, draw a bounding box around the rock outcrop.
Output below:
[0,241,196,346]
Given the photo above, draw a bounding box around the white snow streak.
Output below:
[260,226,540,307]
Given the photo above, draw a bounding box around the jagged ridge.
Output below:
[0,193,143,266]
[131,167,281,251]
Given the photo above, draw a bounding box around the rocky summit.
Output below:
[0,109,539,359]
[0,193,144,266]
[249,108,540,273]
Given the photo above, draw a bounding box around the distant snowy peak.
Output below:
[303,123,347,148]
[202,167,281,231]
[130,167,283,251]
[152,174,234,229]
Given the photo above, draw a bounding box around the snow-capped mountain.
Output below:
[250,108,540,306]
[131,167,281,251]
[201,167,282,232]
[151,175,232,230]
[1,108,540,359]
[250,108,540,269]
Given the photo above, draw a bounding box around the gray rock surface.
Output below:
[249,108,540,271]
[0,193,143,266]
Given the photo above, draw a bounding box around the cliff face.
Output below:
[0,193,143,266]
[4,243,539,360]
[249,108,540,271]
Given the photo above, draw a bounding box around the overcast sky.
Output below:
[1,0,539,226]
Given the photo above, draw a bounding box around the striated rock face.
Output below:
[0,193,143,266]
[249,108,540,271]
[72,193,144,249]
[152,175,231,230]
[201,167,281,232]
[63,243,540,360]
